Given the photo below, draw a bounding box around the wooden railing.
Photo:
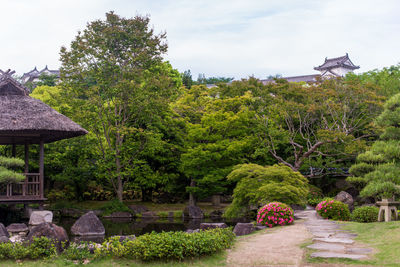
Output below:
[0,173,41,200]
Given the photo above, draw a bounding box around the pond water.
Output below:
[0,209,249,242]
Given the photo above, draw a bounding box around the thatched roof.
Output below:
[0,70,87,145]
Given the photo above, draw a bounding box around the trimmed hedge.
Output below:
[351,206,379,223]
[95,228,236,261]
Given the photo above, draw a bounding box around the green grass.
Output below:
[0,253,227,267]
[304,220,400,267]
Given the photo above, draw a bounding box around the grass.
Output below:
[0,253,227,267]
[304,220,400,267]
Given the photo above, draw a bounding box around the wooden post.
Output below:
[39,140,44,199]
[23,143,29,196]
[24,143,29,173]
[12,144,16,157]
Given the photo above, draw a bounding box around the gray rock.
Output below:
[233,223,255,236]
[346,247,373,254]
[71,211,105,236]
[183,206,204,219]
[332,232,358,239]
[128,205,149,215]
[312,237,354,244]
[141,211,158,218]
[29,210,53,225]
[200,223,227,230]
[307,243,345,251]
[6,223,29,234]
[311,232,334,238]
[255,226,267,231]
[27,222,68,252]
[104,212,133,218]
[335,191,354,211]
[310,252,367,260]
[0,223,9,238]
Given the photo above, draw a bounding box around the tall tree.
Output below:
[60,12,180,201]
[347,93,400,200]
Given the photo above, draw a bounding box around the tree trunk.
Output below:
[188,179,196,206]
[115,151,123,202]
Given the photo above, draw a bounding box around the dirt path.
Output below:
[226,221,312,267]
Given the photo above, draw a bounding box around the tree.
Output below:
[347,93,400,200]
[174,85,264,205]
[36,73,58,87]
[59,12,180,201]
[224,164,309,218]
[181,70,193,89]
[0,156,24,183]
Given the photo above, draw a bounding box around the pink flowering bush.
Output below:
[316,199,350,221]
[256,202,294,228]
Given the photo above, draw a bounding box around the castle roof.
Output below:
[314,53,359,71]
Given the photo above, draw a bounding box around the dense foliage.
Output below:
[351,206,379,223]
[95,228,235,261]
[0,156,24,183]
[224,164,308,218]
[347,93,400,200]
[0,237,57,260]
[316,199,350,221]
[256,202,294,227]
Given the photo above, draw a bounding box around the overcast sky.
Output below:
[1,0,399,80]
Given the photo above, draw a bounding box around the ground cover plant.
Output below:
[256,202,294,227]
[316,199,350,221]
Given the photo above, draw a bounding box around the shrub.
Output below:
[225,164,308,218]
[62,242,93,263]
[0,237,57,260]
[95,228,235,261]
[100,199,132,215]
[316,199,350,221]
[351,206,379,223]
[256,202,294,228]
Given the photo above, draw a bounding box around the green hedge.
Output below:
[351,206,379,223]
[95,228,235,261]
[0,237,57,260]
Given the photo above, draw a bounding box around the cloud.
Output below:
[0,0,399,79]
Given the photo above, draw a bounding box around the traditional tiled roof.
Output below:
[21,66,60,83]
[261,74,320,84]
[314,53,359,71]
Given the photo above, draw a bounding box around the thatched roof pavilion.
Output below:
[0,69,87,204]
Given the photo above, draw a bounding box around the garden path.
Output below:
[296,208,373,260]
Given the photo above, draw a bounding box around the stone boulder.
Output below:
[27,222,68,252]
[209,210,223,219]
[104,211,133,218]
[0,223,9,238]
[233,223,255,236]
[128,205,149,215]
[183,206,204,219]
[0,236,9,243]
[335,191,354,211]
[6,223,29,236]
[200,223,227,230]
[71,211,105,236]
[29,210,53,225]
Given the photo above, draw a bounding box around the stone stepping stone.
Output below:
[311,252,367,260]
[307,243,346,251]
[332,232,358,239]
[310,232,334,238]
[313,237,354,244]
[346,247,373,254]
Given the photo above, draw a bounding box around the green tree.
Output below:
[0,156,24,183]
[224,164,309,218]
[59,12,180,201]
[174,85,264,205]
[181,70,193,89]
[36,73,58,87]
[347,93,400,200]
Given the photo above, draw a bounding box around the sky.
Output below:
[0,0,399,80]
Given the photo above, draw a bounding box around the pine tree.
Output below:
[0,156,24,183]
[348,93,400,200]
